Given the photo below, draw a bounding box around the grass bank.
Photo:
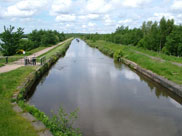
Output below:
[0,47,47,67]
[0,66,38,136]
[130,46,182,63]
[38,38,73,60]
[0,39,74,136]
[86,40,182,85]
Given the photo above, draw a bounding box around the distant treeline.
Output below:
[0,26,66,56]
[82,17,182,57]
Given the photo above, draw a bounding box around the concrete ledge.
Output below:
[11,39,72,136]
[122,58,182,97]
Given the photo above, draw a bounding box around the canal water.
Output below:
[28,39,182,136]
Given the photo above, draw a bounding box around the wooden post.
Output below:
[6,56,8,64]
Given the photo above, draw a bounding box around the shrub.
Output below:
[113,49,123,61]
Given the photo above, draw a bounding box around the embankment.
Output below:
[85,40,182,98]
[14,39,73,136]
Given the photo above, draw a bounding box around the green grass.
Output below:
[0,38,73,136]
[130,46,182,63]
[0,47,49,67]
[0,66,38,136]
[38,39,73,60]
[86,40,182,84]
[23,47,47,56]
[0,39,73,67]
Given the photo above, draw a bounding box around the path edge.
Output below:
[85,40,182,98]
[11,39,73,136]
[121,58,182,97]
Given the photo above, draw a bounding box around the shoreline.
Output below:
[85,40,182,98]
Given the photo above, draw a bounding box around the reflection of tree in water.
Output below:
[26,65,52,99]
[40,70,50,84]
[113,61,122,70]
[134,69,182,104]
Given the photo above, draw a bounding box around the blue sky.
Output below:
[0,0,182,33]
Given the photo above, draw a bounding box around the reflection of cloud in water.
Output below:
[121,69,140,81]
[88,66,98,77]
[66,52,76,57]
[169,98,182,109]
[109,70,118,79]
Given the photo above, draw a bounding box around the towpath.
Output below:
[0,38,71,74]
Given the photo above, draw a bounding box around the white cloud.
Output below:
[65,24,73,28]
[78,14,100,20]
[56,14,76,22]
[0,0,182,33]
[3,0,47,18]
[103,15,114,26]
[171,0,182,11]
[87,14,100,19]
[88,22,96,27]
[86,0,112,13]
[118,19,132,24]
[50,0,72,15]
[122,0,151,8]
[148,12,174,21]
[82,25,86,28]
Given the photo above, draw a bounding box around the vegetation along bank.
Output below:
[0,38,82,136]
[85,40,182,97]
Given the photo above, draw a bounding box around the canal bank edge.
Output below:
[85,40,182,98]
[11,39,73,136]
[121,58,182,97]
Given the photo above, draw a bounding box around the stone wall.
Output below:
[121,58,182,97]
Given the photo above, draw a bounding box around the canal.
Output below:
[28,39,182,136]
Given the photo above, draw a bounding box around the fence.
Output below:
[0,56,46,66]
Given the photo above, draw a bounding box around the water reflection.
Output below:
[121,68,140,81]
[28,39,182,136]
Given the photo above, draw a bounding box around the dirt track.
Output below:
[0,38,72,74]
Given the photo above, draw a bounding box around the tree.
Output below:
[159,17,174,51]
[0,25,24,56]
[41,30,59,46]
[165,25,182,56]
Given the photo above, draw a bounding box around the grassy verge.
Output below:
[37,38,73,60]
[0,66,38,136]
[86,40,182,84]
[0,39,75,136]
[129,46,182,63]
[0,47,47,67]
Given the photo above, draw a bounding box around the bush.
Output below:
[113,49,123,61]
[19,39,35,51]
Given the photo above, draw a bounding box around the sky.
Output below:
[0,0,182,33]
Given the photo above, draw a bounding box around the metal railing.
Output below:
[0,56,46,66]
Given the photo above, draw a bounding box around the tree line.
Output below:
[83,17,182,57]
[0,26,66,56]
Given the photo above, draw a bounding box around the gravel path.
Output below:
[134,50,182,67]
[0,39,71,74]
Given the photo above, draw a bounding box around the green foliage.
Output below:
[50,107,81,136]
[113,49,123,61]
[38,39,72,60]
[0,25,24,56]
[0,66,38,136]
[81,17,182,57]
[159,17,174,51]
[28,29,65,48]
[19,39,35,51]
[18,99,81,136]
[0,26,66,56]
[16,39,77,136]
[0,39,75,136]
[165,25,182,56]
[87,40,182,84]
